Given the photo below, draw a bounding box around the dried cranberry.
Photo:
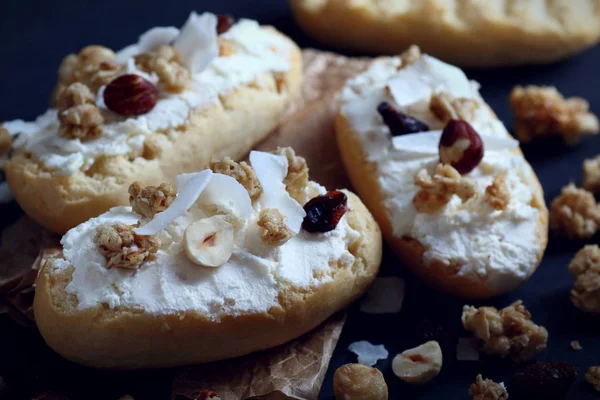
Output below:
[216,15,235,35]
[302,191,348,233]
[377,101,430,136]
[510,362,576,400]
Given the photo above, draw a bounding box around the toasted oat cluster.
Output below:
[0,126,11,156]
[273,147,310,204]
[129,182,177,219]
[57,82,104,141]
[568,245,600,314]
[136,45,190,93]
[257,208,295,245]
[94,223,160,269]
[468,375,508,400]
[509,85,600,145]
[209,157,263,201]
[413,164,477,214]
[55,45,120,101]
[550,183,600,240]
[586,367,600,392]
[461,301,548,363]
[429,91,478,123]
[484,175,510,211]
[583,155,600,194]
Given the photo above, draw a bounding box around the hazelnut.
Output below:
[103,74,159,116]
[392,341,443,385]
[438,119,484,175]
[333,364,388,400]
[216,14,235,35]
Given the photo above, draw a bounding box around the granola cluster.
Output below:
[209,157,263,201]
[55,45,120,101]
[413,164,477,214]
[583,155,600,194]
[550,183,600,240]
[129,182,177,219]
[484,175,510,211]
[468,375,508,400]
[0,126,11,157]
[568,245,600,314]
[218,38,237,57]
[257,208,295,245]
[429,91,478,123]
[509,85,600,145]
[57,82,104,141]
[461,301,548,363]
[273,147,310,204]
[94,223,160,269]
[136,45,190,93]
[586,366,600,392]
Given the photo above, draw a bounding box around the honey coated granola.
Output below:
[568,245,600,314]
[57,82,104,141]
[273,147,310,204]
[129,182,177,219]
[550,183,600,240]
[468,375,509,400]
[257,208,295,245]
[413,164,477,214]
[95,223,160,269]
[586,367,600,392]
[136,45,190,93]
[484,175,510,211]
[209,157,263,201]
[583,155,600,194]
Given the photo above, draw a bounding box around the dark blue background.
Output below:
[1,1,599,399]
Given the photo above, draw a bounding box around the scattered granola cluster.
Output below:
[55,45,120,101]
[129,181,177,219]
[509,85,600,145]
[568,245,600,314]
[0,126,11,157]
[583,155,600,194]
[209,157,263,201]
[468,375,508,400]
[273,147,310,204]
[484,175,510,210]
[94,223,160,269]
[413,164,477,214]
[429,91,478,123]
[257,208,295,246]
[550,183,600,240]
[586,366,600,392]
[461,301,548,362]
[57,82,104,141]
[136,45,190,93]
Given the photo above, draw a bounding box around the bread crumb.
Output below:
[129,182,176,219]
[583,155,600,194]
[469,375,508,400]
[484,175,510,210]
[509,85,599,145]
[273,147,310,204]
[570,340,583,350]
[568,245,600,314]
[413,163,476,214]
[586,367,600,392]
[257,208,295,245]
[209,157,262,201]
[550,184,600,240]
[136,45,190,93]
[95,223,160,270]
[461,300,548,363]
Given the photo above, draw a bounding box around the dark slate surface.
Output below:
[1,1,599,399]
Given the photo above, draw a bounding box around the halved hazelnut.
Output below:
[438,119,483,175]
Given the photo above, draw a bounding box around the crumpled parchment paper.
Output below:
[0,49,371,400]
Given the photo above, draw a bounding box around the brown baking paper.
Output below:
[0,49,372,399]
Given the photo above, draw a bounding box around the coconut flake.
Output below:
[391,130,519,155]
[249,151,306,233]
[173,12,218,74]
[138,26,180,54]
[457,337,480,361]
[360,277,405,314]
[135,170,213,235]
[348,341,389,366]
[196,173,252,219]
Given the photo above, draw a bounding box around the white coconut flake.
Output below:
[137,26,180,54]
[0,182,13,204]
[457,337,480,361]
[360,277,405,314]
[135,170,213,235]
[348,341,389,366]
[249,151,306,233]
[173,12,218,74]
[196,173,252,219]
[391,130,519,155]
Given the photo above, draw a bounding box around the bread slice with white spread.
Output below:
[4,13,302,234]
[34,148,382,369]
[336,47,548,299]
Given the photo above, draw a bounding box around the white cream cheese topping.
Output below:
[340,55,541,290]
[4,14,293,176]
[50,152,360,319]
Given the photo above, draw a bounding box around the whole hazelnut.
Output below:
[104,74,159,116]
[438,119,483,175]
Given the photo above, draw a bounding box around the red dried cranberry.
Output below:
[510,362,576,400]
[216,15,235,35]
[302,191,348,233]
[377,101,430,136]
